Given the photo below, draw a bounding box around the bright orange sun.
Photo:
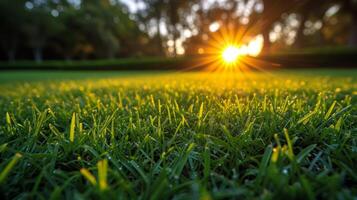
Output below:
[189,24,266,72]
[222,45,241,64]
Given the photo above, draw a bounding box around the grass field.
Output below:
[0,70,356,199]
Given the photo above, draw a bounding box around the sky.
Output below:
[120,0,146,13]
[120,0,229,13]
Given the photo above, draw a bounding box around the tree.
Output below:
[293,0,330,48]
[141,0,200,56]
[24,1,64,62]
[259,0,302,53]
[339,0,357,46]
[141,0,166,55]
[0,0,27,61]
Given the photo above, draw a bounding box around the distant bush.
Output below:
[1,50,357,71]
[261,48,357,68]
[0,57,191,71]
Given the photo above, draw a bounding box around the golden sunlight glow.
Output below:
[221,36,263,64]
[222,46,241,63]
[191,24,267,72]
[245,35,264,57]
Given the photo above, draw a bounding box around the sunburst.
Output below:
[186,24,275,74]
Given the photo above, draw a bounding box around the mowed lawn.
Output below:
[0,70,356,199]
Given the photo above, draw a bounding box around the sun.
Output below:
[222,45,241,64]
[189,25,265,72]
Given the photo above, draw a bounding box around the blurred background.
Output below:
[0,0,356,63]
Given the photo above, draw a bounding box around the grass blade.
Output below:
[284,129,294,160]
[296,144,317,163]
[298,111,316,125]
[258,145,273,178]
[97,159,108,191]
[324,101,336,120]
[0,153,22,184]
[80,168,97,186]
[171,143,195,179]
[70,113,76,142]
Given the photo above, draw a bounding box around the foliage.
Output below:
[0,0,149,61]
[1,0,357,61]
[0,57,189,70]
[0,70,356,199]
[0,0,27,61]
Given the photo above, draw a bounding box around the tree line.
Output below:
[0,0,356,62]
[0,0,151,62]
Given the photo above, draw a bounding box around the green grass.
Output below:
[0,70,356,199]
